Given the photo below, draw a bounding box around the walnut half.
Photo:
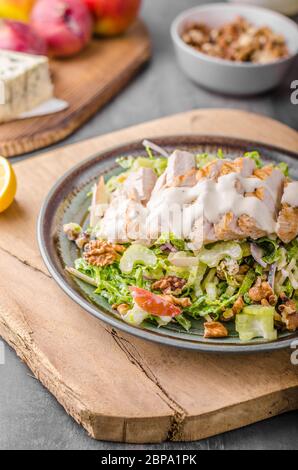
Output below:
[248,279,277,305]
[161,294,192,308]
[152,276,187,295]
[204,321,228,338]
[232,296,244,315]
[83,240,125,267]
[278,299,298,332]
[112,304,130,316]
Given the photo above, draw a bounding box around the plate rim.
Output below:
[37,134,298,353]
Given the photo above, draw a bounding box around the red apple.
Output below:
[84,0,141,36]
[31,0,93,58]
[0,19,47,54]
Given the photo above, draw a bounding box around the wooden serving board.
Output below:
[0,109,298,444]
[0,20,151,158]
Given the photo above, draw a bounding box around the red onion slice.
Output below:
[142,140,170,158]
[250,243,267,268]
[268,263,277,288]
[159,243,178,253]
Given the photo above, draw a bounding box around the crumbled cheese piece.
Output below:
[0,50,53,123]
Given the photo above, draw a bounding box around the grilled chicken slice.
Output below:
[124,167,157,203]
[276,205,298,243]
[214,212,244,241]
[189,217,217,249]
[98,195,147,243]
[251,165,285,214]
[165,150,196,187]
[237,214,267,239]
[214,211,266,242]
[233,157,256,177]
[89,176,109,228]
[197,159,224,181]
[244,187,276,214]
[276,182,298,243]
[197,157,255,181]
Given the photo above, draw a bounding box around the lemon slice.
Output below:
[0,156,17,213]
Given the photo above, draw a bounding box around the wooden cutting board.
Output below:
[0,20,151,158]
[0,109,298,444]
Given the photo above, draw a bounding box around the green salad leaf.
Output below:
[155,232,186,251]
[277,162,289,176]
[255,236,281,264]
[244,150,263,168]
[117,155,168,177]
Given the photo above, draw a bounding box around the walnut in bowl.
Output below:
[171,3,298,95]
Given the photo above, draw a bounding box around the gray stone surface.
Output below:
[1,0,297,450]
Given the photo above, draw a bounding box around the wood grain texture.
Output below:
[0,21,151,158]
[0,109,297,443]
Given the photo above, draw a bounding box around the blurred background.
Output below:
[1,0,297,158]
[74,0,298,141]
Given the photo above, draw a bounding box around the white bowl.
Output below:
[228,0,298,16]
[171,3,298,96]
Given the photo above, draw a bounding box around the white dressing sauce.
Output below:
[99,156,290,243]
[147,172,280,236]
[282,182,298,207]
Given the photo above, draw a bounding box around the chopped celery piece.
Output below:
[239,269,256,295]
[168,251,198,267]
[193,262,207,296]
[133,156,168,176]
[236,305,277,342]
[123,304,148,326]
[205,280,218,301]
[202,267,216,291]
[117,156,167,176]
[241,242,251,257]
[120,244,156,274]
[242,305,274,315]
[176,314,192,331]
[166,264,189,279]
[197,242,242,267]
[156,315,173,327]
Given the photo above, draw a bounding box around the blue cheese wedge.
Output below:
[0,50,53,123]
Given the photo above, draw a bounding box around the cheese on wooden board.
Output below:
[0,50,53,123]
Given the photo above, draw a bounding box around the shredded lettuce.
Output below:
[255,236,281,264]
[116,155,168,177]
[239,269,256,295]
[123,304,148,326]
[116,155,135,170]
[196,149,224,169]
[244,150,263,168]
[176,314,192,331]
[106,172,129,192]
[287,239,298,262]
[196,153,216,169]
[155,232,186,251]
[277,162,289,176]
[193,263,207,296]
